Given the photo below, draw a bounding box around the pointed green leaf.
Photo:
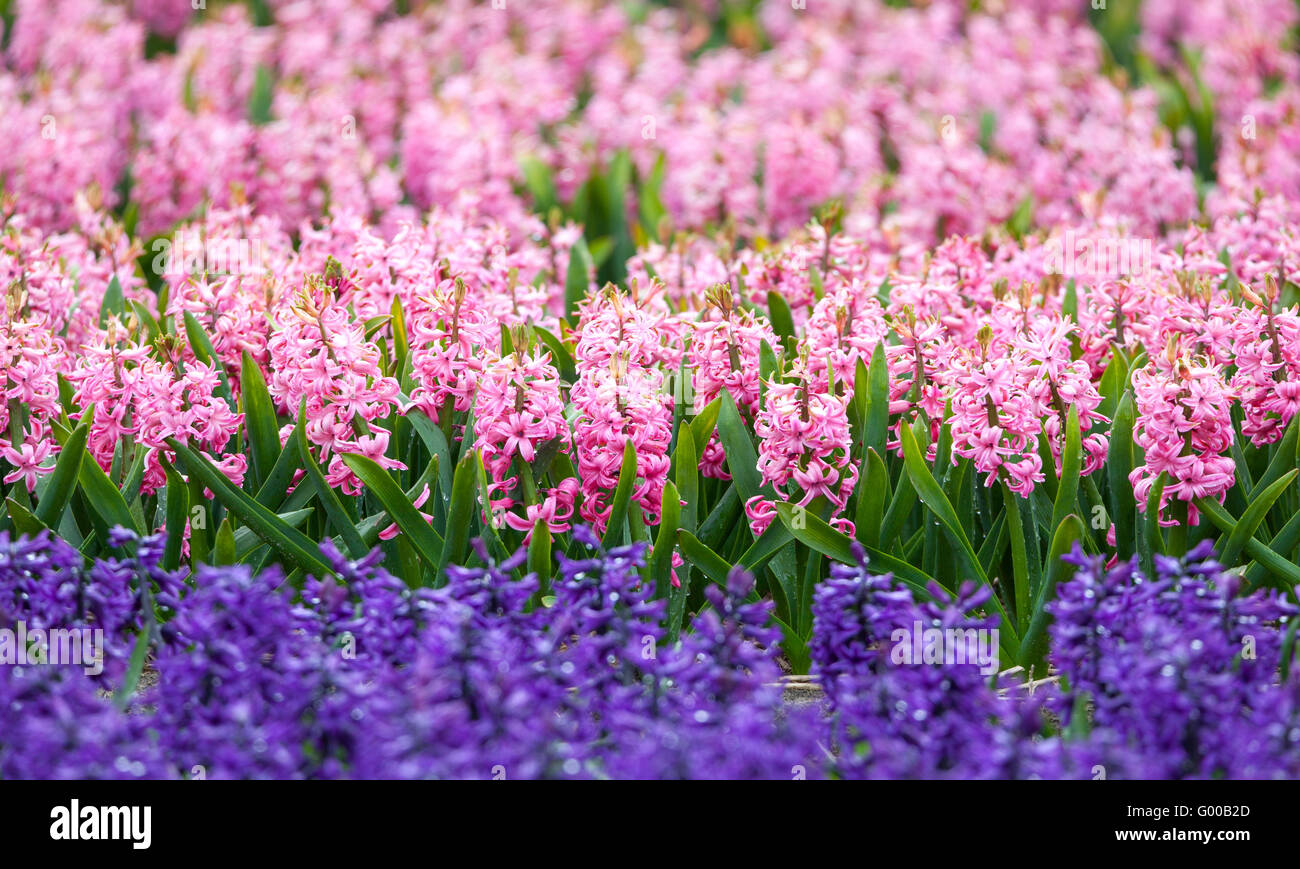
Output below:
[78,451,141,534]
[689,396,722,463]
[715,391,763,507]
[528,517,552,593]
[214,517,236,565]
[854,447,888,547]
[649,479,680,596]
[676,529,731,588]
[766,291,796,355]
[534,326,577,385]
[295,402,367,558]
[1018,514,1085,671]
[863,342,890,459]
[159,456,189,571]
[441,450,479,570]
[34,422,87,527]
[1049,405,1082,544]
[564,238,593,325]
[341,452,445,580]
[169,438,331,577]
[1196,496,1300,588]
[1107,391,1137,560]
[602,439,638,546]
[1218,469,1299,567]
[900,423,986,585]
[674,428,698,534]
[241,350,281,490]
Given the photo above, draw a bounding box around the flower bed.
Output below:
[2,0,1300,778]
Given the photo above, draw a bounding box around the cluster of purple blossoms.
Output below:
[3,530,1299,779]
[810,541,1300,779]
[811,547,1035,779]
[0,529,822,779]
[1045,541,1300,779]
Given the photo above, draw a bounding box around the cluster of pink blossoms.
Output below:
[266,276,403,495]
[0,291,65,492]
[473,345,578,539]
[688,286,778,479]
[8,0,1300,579]
[746,367,858,539]
[571,286,680,534]
[67,323,245,495]
[406,275,497,426]
[1129,343,1238,525]
[1232,282,1300,446]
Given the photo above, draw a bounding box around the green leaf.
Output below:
[186,475,210,566]
[1141,472,1168,574]
[770,502,933,597]
[233,507,312,560]
[854,447,888,548]
[404,409,454,503]
[564,238,593,325]
[120,448,147,506]
[649,480,680,597]
[248,63,274,124]
[1107,391,1137,560]
[473,450,512,562]
[1049,405,1082,544]
[738,520,796,621]
[527,517,552,594]
[349,462,437,551]
[98,276,125,329]
[977,507,1008,577]
[715,391,764,507]
[115,626,152,711]
[253,431,302,511]
[78,451,141,534]
[534,326,577,385]
[766,291,796,355]
[666,555,692,645]
[182,311,234,408]
[1018,514,1085,671]
[737,521,794,574]
[1250,413,1300,501]
[295,402,367,558]
[602,439,638,547]
[341,452,444,581]
[34,422,87,527]
[214,517,236,565]
[1245,509,1300,589]
[128,299,162,345]
[159,457,189,572]
[689,396,722,463]
[241,350,281,490]
[391,295,410,384]
[697,485,739,550]
[900,423,987,586]
[1214,469,1300,567]
[862,342,890,459]
[6,498,48,537]
[772,614,811,675]
[674,429,699,534]
[169,438,331,577]
[1002,481,1032,634]
[441,450,479,571]
[1196,496,1300,588]
[676,529,731,588]
[520,155,557,213]
[759,339,778,395]
[1096,350,1127,422]
[879,465,917,550]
